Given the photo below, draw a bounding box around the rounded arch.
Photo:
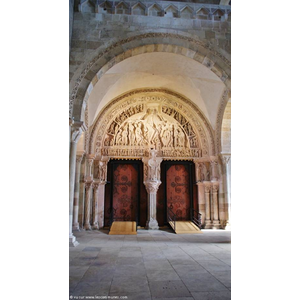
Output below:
[69,31,231,124]
[89,88,216,158]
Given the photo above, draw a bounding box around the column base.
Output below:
[69,234,79,247]
[212,220,221,229]
[205,220,212,229]
[73,223,80,231]
[146,218,159,230]
[92,223,99,230]
[84,223,92,230]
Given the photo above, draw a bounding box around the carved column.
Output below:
[84,180,93,230]
[97,157,109,228]
[92,182,100,229]
[194,159,205,221]
[73,151,85,231]
[142,149,162,230]
[221,154,231,229]
[203,181,212,229]
[69,121,85,247]
[212,182,221,229]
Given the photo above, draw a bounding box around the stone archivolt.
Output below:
[90,91,215,159]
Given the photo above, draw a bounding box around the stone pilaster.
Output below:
[212,182,221,229]
[84,180,93,230]
[69,121,86,247]
[73,151,85,231]
[92,182,100,230]
[142,149,162,230]
[221,153,231,230]
[203,181,212,229]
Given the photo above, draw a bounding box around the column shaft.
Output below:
[212,183,221,229]
[73,153,84,231]
[97,183,106,228]
[204,182,212,229]
[84,181,93,230]
[92,183,99,229]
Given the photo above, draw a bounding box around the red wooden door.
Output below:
[166,164,190,221]
[112,164,138,221]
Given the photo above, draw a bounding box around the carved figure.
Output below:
[148,150,161,181]
[135,122,143,146]
[121,125,128,145]
[128,122,135,145]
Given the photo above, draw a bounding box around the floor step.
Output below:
[169,221,202,234]
[109,221,137,235]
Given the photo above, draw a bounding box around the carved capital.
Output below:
[76,151,85,164]
[203,181,211,193]
[220,153,231,165]
[212,182,219,193]
[92,182,100,190]
[85,181,93,190]
[71,127,82,144]
[210,156,218,165]
[71,121,87,143]
[144,180,161,194]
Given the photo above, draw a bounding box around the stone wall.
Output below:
[70,1,231,81]
[70,0,75,52]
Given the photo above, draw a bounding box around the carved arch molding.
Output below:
[89,89,216,159]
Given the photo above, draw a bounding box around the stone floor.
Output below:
[70,228,231,300]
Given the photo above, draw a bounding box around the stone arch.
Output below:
[89,88,216,158]
[221,99,231,153]
[69,32,231,122]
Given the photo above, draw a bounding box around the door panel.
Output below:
[166,164,191,221]
[112,164,138,221]
[104,160,147,227]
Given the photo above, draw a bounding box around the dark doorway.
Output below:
[157,160,197,226]
[104,160,147,227]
